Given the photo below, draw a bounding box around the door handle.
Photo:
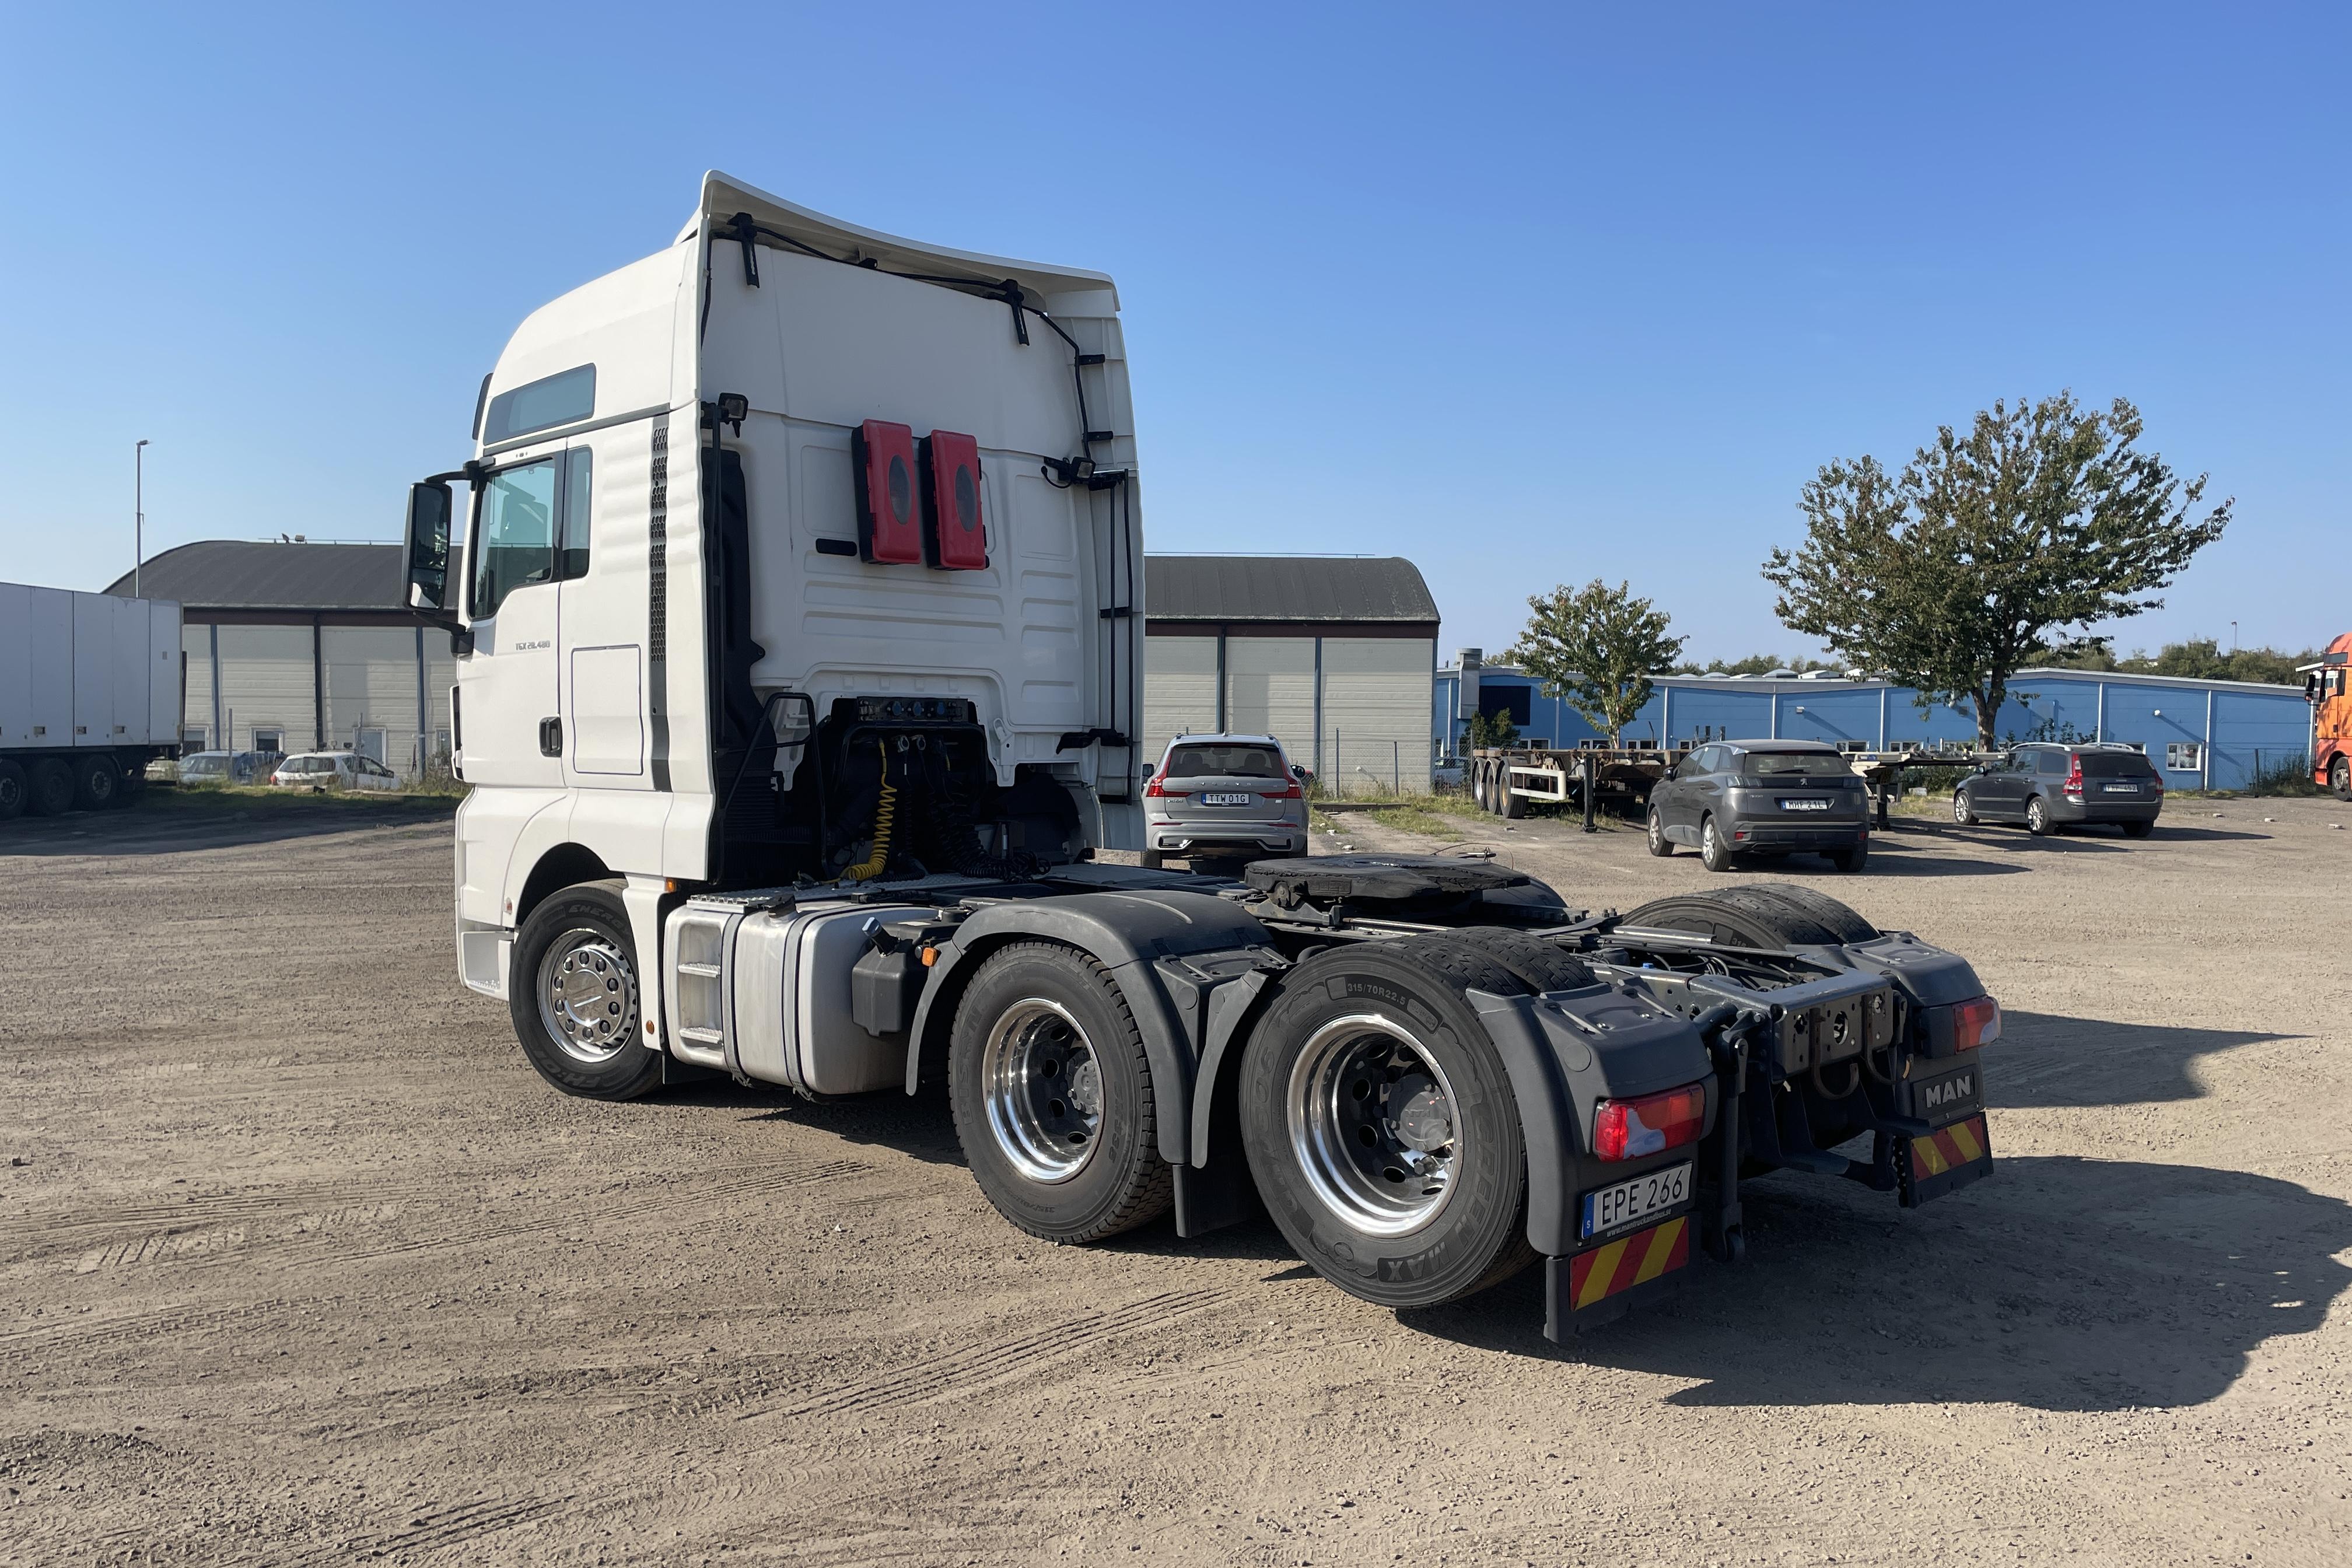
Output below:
[539,716,564,757]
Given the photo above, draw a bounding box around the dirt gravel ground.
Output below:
[4,794,2349,1567]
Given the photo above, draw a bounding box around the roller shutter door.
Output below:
[1222,637,1316,763]
[1142,635,1218,769]
[215,625,316,752]
[1320,637,1433,795]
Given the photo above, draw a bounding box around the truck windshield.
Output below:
[1165,745,1284,780]
[1742,752,1849,778]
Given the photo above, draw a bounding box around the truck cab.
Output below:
[403,173,1144,1006]
[2305,634,2351,797]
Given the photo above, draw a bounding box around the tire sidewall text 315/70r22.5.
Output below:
[1237,938,1537,1311]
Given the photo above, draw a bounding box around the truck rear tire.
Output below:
[27,758,74,817]
[72,752,120,811]
[1238,935,1536,1311]
[508,880,663,1101]
[0,761,24,821]
[1620,886,1877,949]
[949,942,1173,1244]
[1499,771,1523,818]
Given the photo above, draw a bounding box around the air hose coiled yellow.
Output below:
[844,740,896,882]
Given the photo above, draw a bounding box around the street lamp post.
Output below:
[134,439,150,596]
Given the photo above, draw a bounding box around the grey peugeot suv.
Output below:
[1141,733,1311,870]
[1951,741,2163,836]
[1646,739,1871,873]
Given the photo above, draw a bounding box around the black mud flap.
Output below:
[1897,1112,1993,1208]
[1543,1213,1693,1341]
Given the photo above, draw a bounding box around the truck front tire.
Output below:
[1238,936,1535,1312]
[2333,757,2349,800]
[948,942,1173,1244]
[508,880,663,1101]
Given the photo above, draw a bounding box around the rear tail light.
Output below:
[1143,774,1170,799]
[2064,757,2084,797]
[1261,780,1302,799]
[1952,995,2001,1050]
[1593,1082,1706,1161]
[853,419,924,565]
[919,429,988,570]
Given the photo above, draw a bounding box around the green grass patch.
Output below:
[156,782,461,814]
[1364,805,1465,840]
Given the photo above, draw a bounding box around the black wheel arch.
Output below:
[904,890,1273,1167]
[514,843,615,930]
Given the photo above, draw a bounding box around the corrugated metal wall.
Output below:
[1146,632,1436,794]
[1434,668,2314,790]
[188,623,459,776]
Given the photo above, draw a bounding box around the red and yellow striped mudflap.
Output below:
[1900,1113,1993,1207]
[1567,1215,1690,1313]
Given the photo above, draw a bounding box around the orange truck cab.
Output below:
[2306,632,2352,797]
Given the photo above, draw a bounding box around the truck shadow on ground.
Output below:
[1405,1156,2351,1411]
[1986,1011,2298,1107]
[0,801,457,859]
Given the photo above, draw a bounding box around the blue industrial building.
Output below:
[1434,652,2314,792]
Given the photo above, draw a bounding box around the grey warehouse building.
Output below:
[108,542,454,778]
[111,544,1437,793]
[1143,555,1438,794]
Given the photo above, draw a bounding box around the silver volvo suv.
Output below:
[1142,734,1311,870]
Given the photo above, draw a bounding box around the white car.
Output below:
[270,752,400,792]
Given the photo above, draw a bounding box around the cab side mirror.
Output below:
[404,482,454,615]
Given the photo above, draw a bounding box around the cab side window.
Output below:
[470,450,592,621]
[559,447,593,580]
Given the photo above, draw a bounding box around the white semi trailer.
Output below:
[0,581,182,819]
[400,174,2004,1338]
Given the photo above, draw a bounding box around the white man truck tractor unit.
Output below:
[401,173,2003,1339]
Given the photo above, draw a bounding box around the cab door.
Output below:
[456,451,568,789]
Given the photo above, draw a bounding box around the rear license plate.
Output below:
[1201,792,1252,806]
[1779,798,1830,811]
[2102,783,2138,793]
[1581,1161,1692,1240]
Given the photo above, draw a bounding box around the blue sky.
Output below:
[2,3,2343,660]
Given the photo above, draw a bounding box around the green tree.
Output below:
[1762,393,2232,749]
[1507,579,1686,746]
[1465,708,1518,748]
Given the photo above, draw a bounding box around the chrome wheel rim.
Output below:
[2028,800,2046,831]
[982,998,1102,1184]
[1286,1014,1460,1238]
[536,928,639,1064]
[1648,811,1663,848]
[1952,792,1968,821]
